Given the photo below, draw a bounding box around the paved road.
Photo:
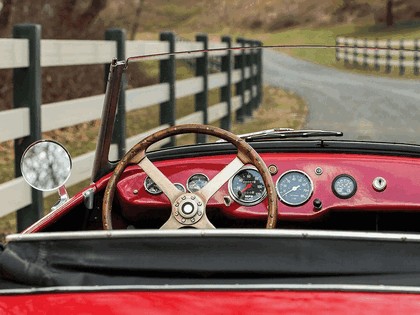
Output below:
[263,49,420,144]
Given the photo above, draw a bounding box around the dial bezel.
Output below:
[332,174,357,199]
[186,173,209,193]
[228,166,267,206]
[174,182,186,193]
[275,170,314,206]
[144,176,162,195]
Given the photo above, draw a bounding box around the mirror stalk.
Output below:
[51,185,69,211]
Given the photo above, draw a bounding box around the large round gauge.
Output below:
[332,174,357,199]
[187,174,209,192]
[276,170,313,206]
[228,167,267,206]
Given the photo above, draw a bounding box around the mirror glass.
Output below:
[21,140,72,191]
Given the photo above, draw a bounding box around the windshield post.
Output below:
[92,58,126,182]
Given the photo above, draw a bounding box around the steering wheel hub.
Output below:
[173,193,204,224]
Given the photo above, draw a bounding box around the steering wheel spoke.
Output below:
[199,156,244,202]
[138,156,180,202]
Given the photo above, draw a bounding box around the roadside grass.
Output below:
[231,87,307,135]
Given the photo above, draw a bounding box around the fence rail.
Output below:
[336,36,420,75]
[0,24,263,231]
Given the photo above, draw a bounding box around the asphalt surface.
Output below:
[263,49,420,144]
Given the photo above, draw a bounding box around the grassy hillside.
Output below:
[107,0,420,36]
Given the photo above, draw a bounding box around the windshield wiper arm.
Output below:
[237,128,343,142]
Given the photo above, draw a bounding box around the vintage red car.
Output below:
[2,41,420,314]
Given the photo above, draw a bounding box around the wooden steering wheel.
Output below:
[103,124,277,230]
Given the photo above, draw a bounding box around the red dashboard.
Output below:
[116,152,420,222]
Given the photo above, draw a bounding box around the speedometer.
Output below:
[228,167,266,206]
[276,170,313,206]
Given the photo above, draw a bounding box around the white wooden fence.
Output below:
[0,25,262,230]
[336,37,420,75]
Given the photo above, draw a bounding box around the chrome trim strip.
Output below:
[3,284,420,296]
[7,229,420,243]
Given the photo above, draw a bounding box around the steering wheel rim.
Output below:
[102,124,278,230]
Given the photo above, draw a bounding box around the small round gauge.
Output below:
[332,174,357,199]
[276,170,313,206]
[174,183,186,192]
[144,178,186,195]
[228,167,267,206]
[144,176,162,195]
[187,174,209,192]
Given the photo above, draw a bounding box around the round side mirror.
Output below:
[21,140,72,191]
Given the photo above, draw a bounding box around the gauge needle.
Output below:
[241,183,253,193]
[283,185,300,196]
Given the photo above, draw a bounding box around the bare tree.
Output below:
[0,0,13,29]
[76,0,108,29]
[386,0,394,27]
[129,0,145,40]
[59,0,108,31]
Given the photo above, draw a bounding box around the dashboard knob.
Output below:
[313,199,322,211]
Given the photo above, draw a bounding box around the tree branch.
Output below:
[0,0,13,29]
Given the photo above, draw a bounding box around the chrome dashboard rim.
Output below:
[275,170,314,206]
[228,166,267,206]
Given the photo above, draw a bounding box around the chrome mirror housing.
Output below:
[21,140,72,211]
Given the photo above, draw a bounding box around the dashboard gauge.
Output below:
[144,178,187,195]
[187,174,209,192]
[332,174,357,199]
[276,170,313,206]
[228,167,267,206]
[144,176,162,195]
[174,183,186,192]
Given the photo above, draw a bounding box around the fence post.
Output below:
[353,39,358,66]
[344,37,349,65]
[243,40,253,118]
[235,37,246,123]
[336,37,340,61]
[105,28,126,157]
[399,39,405,76]
[13,24,43,231]
[250,40,258,112]
[220,36,232,131]
[386,39,392,73]
[363,38,368,69]
[257,40,263,108]
[159,31,176,147]
[415,39,419,76]
[195,33,209,143]
[374,38,380,71]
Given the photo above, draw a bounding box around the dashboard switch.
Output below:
[313,199,322,211]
